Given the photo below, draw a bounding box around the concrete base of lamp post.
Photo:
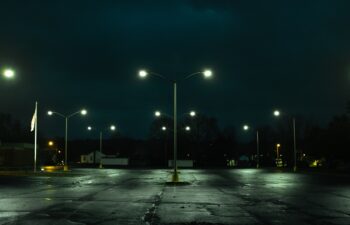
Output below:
[63,165,69,171]
[171,171,179,182]
[99,163,103,169]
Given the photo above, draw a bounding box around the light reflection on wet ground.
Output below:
[0,169,349,225]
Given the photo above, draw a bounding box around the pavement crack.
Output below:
[142,187,165,225]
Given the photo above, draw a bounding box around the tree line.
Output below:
[0,105,349,168]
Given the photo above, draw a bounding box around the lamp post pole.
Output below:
[99,131,103,168]
[256,130,260,168]
[87,125,115,168]
[65,117,68,170]
[243,125,260,169]
[273,110,297,172]
[48,109,87,171]
[293,117,297,172]
[173,81,178,181]
[139,69,212,182]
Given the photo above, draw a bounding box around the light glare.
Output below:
[139,70,148,78]
[203,70,212,78]
[47,111,53,116]
[274,110,280,117]
[243,125,249,131]
[190,111,196,117]
[81,109,87,115]
[185,126,191,131]
[110,125,116,131]
[162,126,167,131]
[87,126,92,131]
[155,111,161,117]
[3,69,15,78]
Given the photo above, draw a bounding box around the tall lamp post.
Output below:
[242,124,260,168]
[47,109,87,171]
[87,124,116,168]
[273,110,297,172]
[139,69,212,182]
[156,110,195,168]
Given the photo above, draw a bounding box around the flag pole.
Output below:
[34,101,38,172]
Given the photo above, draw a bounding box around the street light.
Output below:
[47,109,87,171]
[203,70,213,78]
[276,143,281,158]
[189,111,196,117]
[242,124,260,168]
[273,109,297,172]
[273,110,280,117]
[185,126,191,131]
[2,68,15,79]
[87,124,116,168]
[140,69,212,182]
[139,70,148,78]
[48,141,54,147]
[155,111,161,117]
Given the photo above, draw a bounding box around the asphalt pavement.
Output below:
[0,168,349,225]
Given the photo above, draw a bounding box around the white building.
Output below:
[80,151,105,164]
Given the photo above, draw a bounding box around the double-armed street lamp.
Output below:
[139,69,212,182]
[87,124,116,168]
[155,110,195,132]
[273,109,297,172]
[242,124,260,168]
[47,109,87,171]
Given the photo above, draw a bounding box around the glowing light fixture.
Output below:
[274,110,280,117]
[2,68,15,79]
[139,70,148,78]
[203,70,212,78]
[155,111,161,117]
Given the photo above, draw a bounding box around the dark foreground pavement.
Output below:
[0,169,349,225]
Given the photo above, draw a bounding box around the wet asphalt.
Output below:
[0,168,349,225]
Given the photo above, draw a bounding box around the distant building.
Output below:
[101,156,129,166]
[80,151,105,164]
[0,143,34,168]
[80,151,129,166]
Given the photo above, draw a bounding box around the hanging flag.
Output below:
[31,104,37,132]
[31,102,38,172]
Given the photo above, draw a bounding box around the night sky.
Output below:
[0,0,349,139]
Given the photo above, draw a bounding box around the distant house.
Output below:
[101,156,129,166]
[80,151,129,166]
[80,151,105,164]
[0,143,34,167]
